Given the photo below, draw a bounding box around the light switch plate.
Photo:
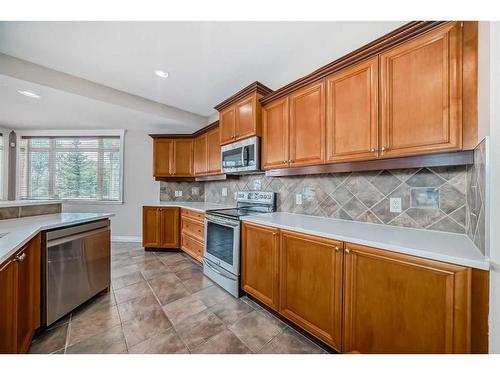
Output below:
[175,190,183,197]
[390,197,402,213]
[295,194,303,205]
[222,187,228,197]
[191,187,200,196]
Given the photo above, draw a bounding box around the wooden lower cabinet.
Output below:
[142,206,179,249]
[241,224,483,354]
[343,242,471,353]
[241,223,280,311]
[0,234,41,354]
[180,209,205,263]
[279,230,343,351]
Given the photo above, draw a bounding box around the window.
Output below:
[18,135,123,202]
[0,133,3,198]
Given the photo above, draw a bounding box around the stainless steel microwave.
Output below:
[221,136,260,174]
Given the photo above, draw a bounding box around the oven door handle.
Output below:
[206,217,239,228]
[204,259,238,281]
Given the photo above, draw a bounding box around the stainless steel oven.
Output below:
[221,136,260,174]
[204,214,240,296]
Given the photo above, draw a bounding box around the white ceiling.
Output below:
[0,21,406,130]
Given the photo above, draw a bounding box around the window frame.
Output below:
[16,129,125,204]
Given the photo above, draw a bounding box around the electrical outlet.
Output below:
[390,197,402,213]
[295,194,303,205]
[191,187,200,196]
[253,179,262,190]
[174,190,183,197]
[222,187,228,197]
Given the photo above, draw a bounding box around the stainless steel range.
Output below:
[204,191,276,297]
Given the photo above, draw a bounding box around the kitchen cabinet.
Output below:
[194,134,208,176]
[142,206,179,249]
[262,97,289,169]
[379,21,462,158]
[241,223,280,311]
[180,209,205,262]
[206,127,221,175]
[219,93,262,145]
[326,57,379,162]
[216,82,273,146]
[0,234,41,354]
[279,230,343,351]
[171,139,194,176]
[153,138,173,177]
[289,81,326,167]
[153,138,194,177]
[342,242,471,354]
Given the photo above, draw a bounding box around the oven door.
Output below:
[204,215,240,275]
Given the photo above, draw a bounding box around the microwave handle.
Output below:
[241,146,246,166]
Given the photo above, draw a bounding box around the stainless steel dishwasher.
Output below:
[44,219,111,326]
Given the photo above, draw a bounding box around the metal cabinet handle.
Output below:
[283,160,287,164]
[345,248,350,254]
[370,148,376,152]
[380,147,386,151]
[15,253,26,262]
[272,232,277,237]
[334,246,340,252]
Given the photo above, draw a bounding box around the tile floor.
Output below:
[29,242,326,354]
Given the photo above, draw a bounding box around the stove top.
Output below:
[206,191,277,220]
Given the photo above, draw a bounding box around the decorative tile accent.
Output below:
[410,188,439,209]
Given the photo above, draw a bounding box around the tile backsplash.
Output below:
[159,139,488,251]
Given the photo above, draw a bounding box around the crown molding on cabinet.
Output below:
[149,120,219,139]
[214,81,273,112]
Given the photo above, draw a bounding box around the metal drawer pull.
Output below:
[15,253,26,262]
[345,248,350,254]
[334,246,340,252]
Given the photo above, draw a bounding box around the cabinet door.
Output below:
[206,128,221,175]
[16,234,41,353]
[220,106,236,145]
[160,207,180,248]
[262,97,289,170]
[326,57,379,162]
[380,22,462,158]
[153,138,173,177]
[235,94,258,141]
[343,243,471,354]
[171,139,194,176]
[289,81,326,167]
[241,223,280,311]
[280,230,343,350]
[0,259,18,353]
[143,207,160,248]
[194,134,208,176]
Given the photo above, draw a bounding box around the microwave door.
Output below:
[222,147,243,168]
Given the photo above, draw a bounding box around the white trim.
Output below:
[15,129,125,137]
[0,128,10,200]
[112,236,142,243]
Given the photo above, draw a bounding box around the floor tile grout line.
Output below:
[63,313,72,354]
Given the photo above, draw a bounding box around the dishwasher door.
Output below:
[45,220,110,326]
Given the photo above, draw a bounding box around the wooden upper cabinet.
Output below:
[0,259,18,353]
[280,230,343,351]
[206,127,221,175]
[16,235,41,354]
[380,22,463,158]
[289,81,326,167]
[220,106,236,145]
[343,243,471,354]
[326,57,379,162]
[160,207,180,248]
[235,93,261,141]
[241,223,280,311]
[194,134,208,176]
[153,138,173,177]
[262,97,289,170]
[171,139,194,176]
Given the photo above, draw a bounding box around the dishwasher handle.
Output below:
[46,227,109,248]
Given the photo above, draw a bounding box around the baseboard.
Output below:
[112,235,142,243]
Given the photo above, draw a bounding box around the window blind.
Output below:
[18,136,122,202]
[0,134,3,198]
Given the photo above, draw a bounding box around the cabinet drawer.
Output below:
[181,208,205,223]
[181,217,205,241]
[181,233,204,261]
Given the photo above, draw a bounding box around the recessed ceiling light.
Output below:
[17,90,41,99]
[154,70,169,79]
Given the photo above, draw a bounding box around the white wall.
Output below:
[478,21,500,354]
[63,130,160,241]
